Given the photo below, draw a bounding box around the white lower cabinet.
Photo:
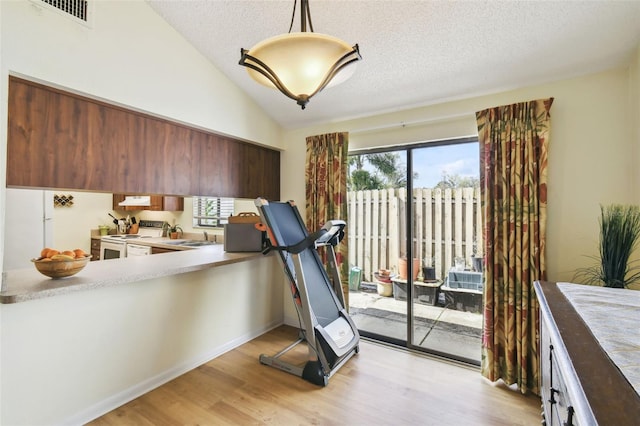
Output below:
[540,316,579,425]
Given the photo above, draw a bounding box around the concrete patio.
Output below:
[349,289,483,363]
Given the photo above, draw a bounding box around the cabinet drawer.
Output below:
[551,349,578,426]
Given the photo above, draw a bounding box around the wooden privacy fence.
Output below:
[347,187,483,282]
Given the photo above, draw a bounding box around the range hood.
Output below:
[118,196,151,207]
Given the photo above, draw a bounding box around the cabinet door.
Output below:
[148,195,164,211]
[540,319,557,425]
[551,352,578,426]
[162,196,184,211]
[151,247,179,254]
[199,134,242,197]
[241,142,280,200]
[540,313,579,426]
[90,238,101,261]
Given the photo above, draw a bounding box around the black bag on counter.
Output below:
[224,223,265,252]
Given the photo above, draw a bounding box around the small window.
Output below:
[192,197,233,228]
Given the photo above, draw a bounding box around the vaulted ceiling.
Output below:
[147,1,640,129]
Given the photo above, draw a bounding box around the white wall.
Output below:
[280,66,638,324]
[0,2,284,424]
[0,0,282,148]
[0,0,283,271]
[1,256,283,425]
[54,191,113,251]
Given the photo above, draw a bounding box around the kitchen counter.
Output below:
[0,244,266,304]
[123,237,216,250]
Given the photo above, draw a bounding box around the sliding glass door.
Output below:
[347,138,482,364]
[347,150,408,344]
[409,142,482,364]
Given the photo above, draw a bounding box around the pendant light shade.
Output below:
[239,0,361,109]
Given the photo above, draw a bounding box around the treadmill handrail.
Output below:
[314,220,346,248]
[263,220,346,255]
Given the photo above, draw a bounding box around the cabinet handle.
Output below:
[563,406,574,426]
[549,387,558,405]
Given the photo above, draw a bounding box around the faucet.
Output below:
[203,231,208,241]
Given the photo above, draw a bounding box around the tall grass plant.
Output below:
[574,204,640,288]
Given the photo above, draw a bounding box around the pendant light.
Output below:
[239,0,361,109]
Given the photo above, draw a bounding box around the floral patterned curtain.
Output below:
[476,98,554,395]
[305,132,350,304]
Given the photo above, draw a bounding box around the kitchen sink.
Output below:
[163,239,216,247]
[163,240,188,245]
[180,241,216,247]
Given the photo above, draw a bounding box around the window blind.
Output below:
[192,197,233,228]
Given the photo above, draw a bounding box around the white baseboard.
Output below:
[62,320,283,426]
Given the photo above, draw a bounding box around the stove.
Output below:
[100,220,165,259]
[101,220,164,242]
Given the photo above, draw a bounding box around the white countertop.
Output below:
[558,282,640,395]
[1,245,266,304]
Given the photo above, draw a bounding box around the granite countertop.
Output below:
[557,282,640,395]
[1,245,266,304]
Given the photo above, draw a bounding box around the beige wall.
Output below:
[631,44,640,203]
[280,66,637,323]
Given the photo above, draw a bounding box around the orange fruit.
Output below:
[41,247,51,258]
[46,249,59,258]
[73,248,87,258]
[62,250,76,258]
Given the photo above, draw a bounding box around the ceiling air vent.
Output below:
[39,0,89,23]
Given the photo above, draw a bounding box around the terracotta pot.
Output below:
[170,232,179,239]
[398,257,420,280]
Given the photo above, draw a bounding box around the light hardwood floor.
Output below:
[89,326,541,425]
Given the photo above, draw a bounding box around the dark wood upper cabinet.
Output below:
[240,142,281,200]
[7,76,280,200]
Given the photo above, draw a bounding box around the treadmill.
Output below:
[255,198,360,386]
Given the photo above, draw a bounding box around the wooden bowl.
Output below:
[31,255,92,279]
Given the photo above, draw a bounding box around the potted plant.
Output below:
[164,222,183,239]
[574,204,640,288]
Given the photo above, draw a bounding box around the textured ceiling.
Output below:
[146,0,640,130]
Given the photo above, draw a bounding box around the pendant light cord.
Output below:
[306,0,315,32]
[287,0,296,33]
[288,0,315,34]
